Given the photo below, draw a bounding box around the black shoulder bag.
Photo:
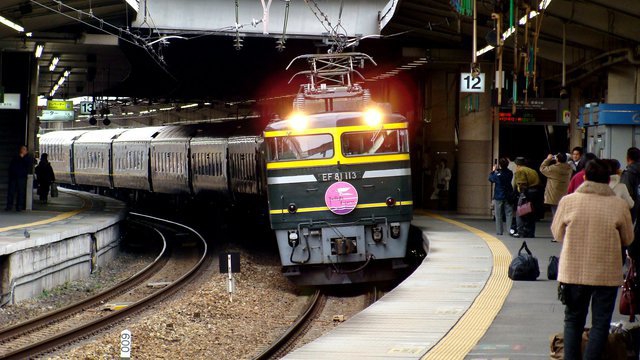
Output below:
[508,241,540,281]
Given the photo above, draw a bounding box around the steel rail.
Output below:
[0,213,208,359]
[253,290,326,360]
[0,223,168,344]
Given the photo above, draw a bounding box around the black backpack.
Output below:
[548,256,559,280]
[508,241,540,281]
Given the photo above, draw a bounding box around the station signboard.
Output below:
[46,100,73,111]
[460,73,485,93]
[79,101,95,115]
[40,109,75,121]
[499,98,561,125]
[0,93,21,110]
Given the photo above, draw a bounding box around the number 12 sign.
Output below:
[460,73,485,93]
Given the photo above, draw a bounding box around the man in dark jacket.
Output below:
[489,157,514,235]
[6,146,32,211]
[35,153,55,204]
[621,147,640,258]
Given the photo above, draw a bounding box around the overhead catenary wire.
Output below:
[29,0,175,80]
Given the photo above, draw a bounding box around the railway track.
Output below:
[0,212,209,359]
[255,284,382,360]
[254,290,327,360]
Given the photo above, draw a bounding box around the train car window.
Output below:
[266,134,334,162]
[341,129,409,156]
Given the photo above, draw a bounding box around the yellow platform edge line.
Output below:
[0,194,93,233]
[418,211,513,360]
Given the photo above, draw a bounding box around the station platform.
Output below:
[0,188,126,305]
[286,211,633,360]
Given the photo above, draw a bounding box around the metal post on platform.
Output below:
[26,174,33,211]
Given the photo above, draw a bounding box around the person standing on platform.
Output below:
[540,153,572,217]
[569,146,586,176]
[513,157,540,238]
[6,146,32,212]
[567,153,598,194]
[606,159,634,209]
[489,158,514,236]
[621,147,640,264]
[551,159,633,360]
[35,153,55,204]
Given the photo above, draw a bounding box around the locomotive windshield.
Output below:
[266,134,334,161]
[341,129,409,156]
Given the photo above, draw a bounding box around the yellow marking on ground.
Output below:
[418,211,512,360]
[269,201,413,215]
[0,194,92,233]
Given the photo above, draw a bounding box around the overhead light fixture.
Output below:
[34,44,44,58]
[125,0,140,12]
[25,32,32,37]
[0,15,24,33]
[49,56,59,72]
[180,103,198,109]
[63,70,70,77]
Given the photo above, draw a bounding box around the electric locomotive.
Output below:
[265,53,413,284]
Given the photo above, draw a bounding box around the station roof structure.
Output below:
[0,0,637,101]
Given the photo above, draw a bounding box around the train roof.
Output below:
[74,129,128,143]
[114,126,166,142]
[264,111,407,132]
[39,130,88,144]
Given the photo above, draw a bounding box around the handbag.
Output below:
[548,256,559,280]
[620,253,638,322]
[50,183,59,198]
[516,192,533,217]
[516,201,533,217]
[508,241,540,281]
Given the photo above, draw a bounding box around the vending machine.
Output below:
[579,103,640,163]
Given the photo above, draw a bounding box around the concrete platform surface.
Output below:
[0,189,126,255]
[0,188,126,304]
[285,212,510,360]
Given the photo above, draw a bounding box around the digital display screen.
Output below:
[499,109,558,124]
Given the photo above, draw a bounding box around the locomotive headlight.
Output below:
[289,112,307,131]
[287,203,298,214]
[390,222,401,239]
[372,225,383,242]
[364,108,383,127]
[288,230,299,247]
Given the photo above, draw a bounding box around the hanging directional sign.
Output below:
[0,93,21,110]
[460,73,486,93]
[40,109,75,121]
[46,100,73,111]
[79,101,94,115]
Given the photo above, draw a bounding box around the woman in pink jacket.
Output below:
[552,159,634,359]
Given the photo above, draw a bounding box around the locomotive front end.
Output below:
[264,110,413,285]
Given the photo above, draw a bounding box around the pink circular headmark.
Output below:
[325,181,359,215]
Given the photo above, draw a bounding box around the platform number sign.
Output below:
[460,73,485,93]
[120,329,132,359]
[79,101,94,115]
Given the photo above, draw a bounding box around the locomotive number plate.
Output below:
[315,171,362,182]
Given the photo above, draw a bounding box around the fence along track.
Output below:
[0,212,208,360]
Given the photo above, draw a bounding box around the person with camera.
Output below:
[513,157,540,238]
[551,159,633,360]
[489,158,514,236]
[540,153,573,218]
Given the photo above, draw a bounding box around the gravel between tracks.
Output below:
[0,250,154,329]
[50,247,308,360]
